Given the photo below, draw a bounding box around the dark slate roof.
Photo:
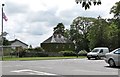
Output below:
[10,39,28,46]
[42,34,73,43]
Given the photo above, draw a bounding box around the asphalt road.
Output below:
[2,58,119,75]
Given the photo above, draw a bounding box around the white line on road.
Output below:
[11,69,57,75]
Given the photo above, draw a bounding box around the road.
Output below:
[2,58,119,75]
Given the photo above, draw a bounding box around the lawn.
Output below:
[3,56,86,61]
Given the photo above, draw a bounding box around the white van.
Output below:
[87,47,109,60]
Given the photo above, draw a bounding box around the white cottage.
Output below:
[11,39,28,49]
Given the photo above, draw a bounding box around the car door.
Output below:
[113,49,120,66]
[99,49,104,57]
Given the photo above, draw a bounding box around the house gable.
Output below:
[11,39,28,49]
[42,34,73,43]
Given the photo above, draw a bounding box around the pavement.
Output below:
[2,58,120,75]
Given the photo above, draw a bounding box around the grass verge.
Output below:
[3,56,86,61]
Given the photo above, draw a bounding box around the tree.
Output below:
[64,29,70,39]
[70,16,94,52]
[110,1,120,47]
[105,21,118,50]
[53,23,65,35]
[87,17,109,49]
[75,0,101,10]
[34,47,45,52]
[29,45,32,49]
[110,1,120,19]
[3,37,11,45]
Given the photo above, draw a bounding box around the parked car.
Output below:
[105,48,120,67]
[87,47,109,60]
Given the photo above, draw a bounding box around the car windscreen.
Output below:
[92,49,99,53]
[114,49,120,54]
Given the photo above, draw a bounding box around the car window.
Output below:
[114,49,120,54]
[99,49,103,53]
[92,49,99,52]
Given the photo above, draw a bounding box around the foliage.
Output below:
[64,29,70,39]
[110,1,120,47]
[29,45,32,49]
[53,23,65,35]
[110,1,120,19]
[34,47,45,52]
[24,52,48,57]
[17,50,48,57]
[87,18,109,49]
[59,51,76,56]
[105,22,119,50]
[27,47,45,52]
[75,0,101,10]
[70,16,95,52]
[3,37,11,45]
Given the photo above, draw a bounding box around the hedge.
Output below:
[59,51,76,56]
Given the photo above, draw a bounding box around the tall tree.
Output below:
[64,29,70,39]
[105,21,118,50]
[110,1,120,47]
[87,17,109,49]
[53,23,65,35]
[70,16,94,52]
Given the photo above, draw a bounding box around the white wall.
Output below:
[11,41,28,49]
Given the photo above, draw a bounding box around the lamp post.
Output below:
[1,4,5,61]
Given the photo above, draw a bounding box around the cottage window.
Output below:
[63,45,65,48]
[56,45,58,49]
[69,45,71,48]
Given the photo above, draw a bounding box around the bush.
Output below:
[35,52,48,57]
[24,52,48,57]
[59,51,76,56]
[78,50,88,56]
[19,51,26,57]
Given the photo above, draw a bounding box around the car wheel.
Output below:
[109,59,116,67]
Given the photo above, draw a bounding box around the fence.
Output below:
[0,45,23,58]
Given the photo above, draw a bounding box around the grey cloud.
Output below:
[5,1,29,15]
[58,6,108,26]
[26,22,51,35]
[7,5,108,36]
[27,8,62,27]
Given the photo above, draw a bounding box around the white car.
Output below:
[87,47,109,60]
[105,48,120,67]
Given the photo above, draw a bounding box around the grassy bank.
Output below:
[3,56,86,61]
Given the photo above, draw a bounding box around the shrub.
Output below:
[24,52,48,57]
[59,51,76,56]
[35,52,48,57]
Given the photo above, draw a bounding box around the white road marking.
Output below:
[11,69,56,75]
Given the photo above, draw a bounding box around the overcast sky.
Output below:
[0,0,119,47]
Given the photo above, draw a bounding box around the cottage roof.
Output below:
[42,34,73,43]
[11,39,28,46]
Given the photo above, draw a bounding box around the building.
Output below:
[11,39,28,49]
[41,34,74,52]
